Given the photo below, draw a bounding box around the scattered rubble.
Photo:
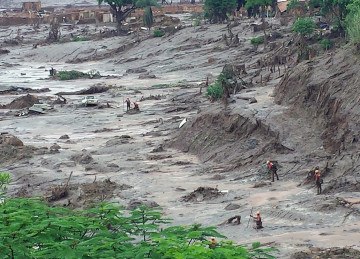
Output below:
[181,187,223,202]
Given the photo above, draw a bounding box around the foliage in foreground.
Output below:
[0,198,276,259]
[56,70,101,80]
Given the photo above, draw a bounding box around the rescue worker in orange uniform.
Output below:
[267,161,279,182]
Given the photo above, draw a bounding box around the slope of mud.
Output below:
[275,48,360,193]
[275,49,360,154]
[170,109,292,168]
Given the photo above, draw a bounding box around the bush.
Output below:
[56,70,101,80]
[319,38,333,50]
[72,36,89,42]
[292,18,316,37]
[0,198,277,258]
[207,81,223,100]
[347,7,360,44]
[251,36,265,45]
[153,29,165,37]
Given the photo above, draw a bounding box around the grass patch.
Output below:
[153,29,165,37]
[250,36,264,46]
[56,70,101,80]
[72,36,89,42]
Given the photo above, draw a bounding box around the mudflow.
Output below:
[0,13,359,258]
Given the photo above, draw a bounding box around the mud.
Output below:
[181,187,224,202]
[0,94,39,109]
[0,15,359,258]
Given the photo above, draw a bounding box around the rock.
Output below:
[253,182,271,188]
[71,152,94,164]
[126,67,147,74]
[139,73,156,79]
[59,134,70,139]
[151,144,164,153]
[126,199,160,210]
[0,134,24,146]
[224,203,241,211]
[50,143,61,151]
[107,163,119,168]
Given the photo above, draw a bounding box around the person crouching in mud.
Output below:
[250,211,263,229]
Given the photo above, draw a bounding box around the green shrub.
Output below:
[250,36,265,45]
[0,198,277,258]
[153,29,165,37]
[319,38,333,50]
[292,18,316,37]
[347,7,360,44]
[207,81,223,100]
[72,36,89,42]
[56,70,101,80]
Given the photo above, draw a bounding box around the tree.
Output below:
[143,6,154,31]
[346,0,360,45]
[309,0,351,34]
[97,0,157,31]
[244,0,272,17]
[204,0,237,23]
[0,198,277,259]
[292,18,316,60]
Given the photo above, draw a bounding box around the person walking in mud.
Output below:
[267,161,279,182]
[314,167,322,195]
[125,98,131,111]
[250,211,263,229]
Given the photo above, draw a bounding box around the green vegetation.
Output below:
[251,36,265,45]
[292,18,316,37]
[0,167,277,259]
[204,0,237,23]
[143,6,154,30]
[72,36,90,42]
[57,70,101,80]
[287,0,302,10]
[0,172,10,200]
[309,0,351,32]
[319,38,333,50]
[97,0,157,30]
[207,81,224,100]
[153,29,165,37]
[244,0,272,16]
[346,0,360,44]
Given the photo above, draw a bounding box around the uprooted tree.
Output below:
[97,0,157,31]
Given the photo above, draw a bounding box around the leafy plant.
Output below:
[153,29,165,37]
[0,198,277,258]
[56,70,101,80]
[204,0,237,23]
[97,0,157,30]
[207,81,223,100]
[251,36,265,45]
[0,172,10,201]
[319,38,333,50]
[292,18,316,37]
[346,0,360,44]
[72,36,89,42]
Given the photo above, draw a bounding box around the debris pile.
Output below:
[181,187,223,202]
